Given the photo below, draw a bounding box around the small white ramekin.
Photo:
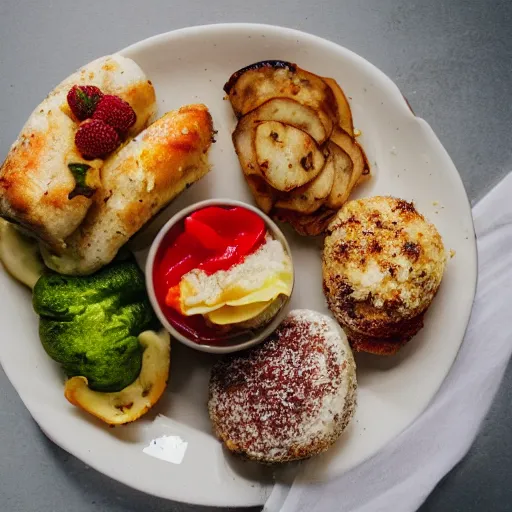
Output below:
[145,199,294,354]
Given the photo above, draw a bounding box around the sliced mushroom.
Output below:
[322,76,354,137]
[233,112,277,212]
[227,63,371,236]
[330,127,366,192]
[225,60,337,140]
[275,151,335,214]
[232,110,263,178]
[248,97,329,145]
[324,141,354,209]
[254,121,325,192]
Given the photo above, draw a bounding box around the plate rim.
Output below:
[0,22,478,507]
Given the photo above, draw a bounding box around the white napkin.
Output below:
[264,173,512,512]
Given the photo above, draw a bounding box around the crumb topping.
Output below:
[324,196,446,316]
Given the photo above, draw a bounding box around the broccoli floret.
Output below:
[33,259,157,392]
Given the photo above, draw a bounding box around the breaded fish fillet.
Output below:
[0,55,156,251]
[42,104,214,275]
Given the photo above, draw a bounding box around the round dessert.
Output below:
[208,309,357,463]
[322,196,446,355]
[150,203,293,347]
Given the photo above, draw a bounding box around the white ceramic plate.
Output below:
[0,24,477,507]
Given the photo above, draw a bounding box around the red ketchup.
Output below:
[153,206,266,344]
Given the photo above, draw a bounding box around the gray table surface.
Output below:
[1,0,511,511]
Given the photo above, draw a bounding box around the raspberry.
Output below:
[93,95,136,134]
[75,119,120,159]
[67,85,103,121]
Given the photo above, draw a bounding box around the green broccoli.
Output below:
[33,259,158,392]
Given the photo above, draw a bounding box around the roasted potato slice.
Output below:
[275,151,335,214]
[274,207,336,236]
[245,174,276,213]
[323,77,354,137]
[330,127,366,191]
[254,121,325,192]
[224,61,337,140]
[324,141,354,209]
[358,145,372,185]
[233,111,263,178]
[248,98,329,145]
[233,111,277,212]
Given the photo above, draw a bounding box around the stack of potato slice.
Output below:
[225,61,370,235]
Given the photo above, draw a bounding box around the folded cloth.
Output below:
[264,173,512,512]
